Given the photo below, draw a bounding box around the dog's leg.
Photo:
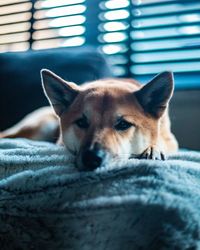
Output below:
[139,110,178,160]
[0,107,59,142]
[159,111,178,154]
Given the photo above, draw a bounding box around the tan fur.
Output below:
[1,73,178,169]
[0,107,59,142]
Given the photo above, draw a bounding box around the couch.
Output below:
[0,47,112,130]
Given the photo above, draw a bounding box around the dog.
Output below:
[1,70,178,170]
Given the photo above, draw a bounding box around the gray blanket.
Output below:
[0,138,200,250]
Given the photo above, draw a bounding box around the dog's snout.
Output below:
[82,144,105,170]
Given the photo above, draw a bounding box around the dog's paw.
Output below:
[140,146,166,160]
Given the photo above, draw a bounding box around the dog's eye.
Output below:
[75,117,89,129]
[115,119,133,131]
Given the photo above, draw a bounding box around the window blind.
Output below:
[98,0,131,76]
[0,0,87,52]
[130,0,200,88]
[32,0,86,49]
[0,0,32,52]
[0,0,200,88]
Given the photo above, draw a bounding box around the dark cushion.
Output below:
[170,90,200,151]
[0,47,112,130]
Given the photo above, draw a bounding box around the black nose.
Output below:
[82,144,105,170]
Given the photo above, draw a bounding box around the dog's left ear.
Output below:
[135,71,174,118]
[41,69,80,116]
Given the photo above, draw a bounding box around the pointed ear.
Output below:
[135,71,174,118]
[41,69,79,116]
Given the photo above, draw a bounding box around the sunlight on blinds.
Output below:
[0,1,32,52]
[98,0,130,76]
[131,0,200,75]
[32,0,86,50]
[0,0,200,88]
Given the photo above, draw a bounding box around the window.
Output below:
[130,0,200,88]
[33,0,86,49]
[0,0,32,52]
[0,0,200,88]
[0,0,87,51]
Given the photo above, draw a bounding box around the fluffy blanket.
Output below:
[0,138,200,250]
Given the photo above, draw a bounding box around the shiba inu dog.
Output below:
[1,70,178,170]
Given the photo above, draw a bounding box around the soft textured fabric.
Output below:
[0,138,200,250]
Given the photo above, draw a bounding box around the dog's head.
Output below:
[41,69,174,170]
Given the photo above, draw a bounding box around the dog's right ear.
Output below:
[41,69,80,116]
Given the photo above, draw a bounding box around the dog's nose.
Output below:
[82,144,105,170]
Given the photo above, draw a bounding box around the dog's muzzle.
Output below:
[81,143,105,171]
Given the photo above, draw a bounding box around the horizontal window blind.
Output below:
[130,0,200,88]
[32,0,86,49]
[98,0,130,76]
[0,0,200,88]
[0,0,32,52]
[0,0,87,52]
